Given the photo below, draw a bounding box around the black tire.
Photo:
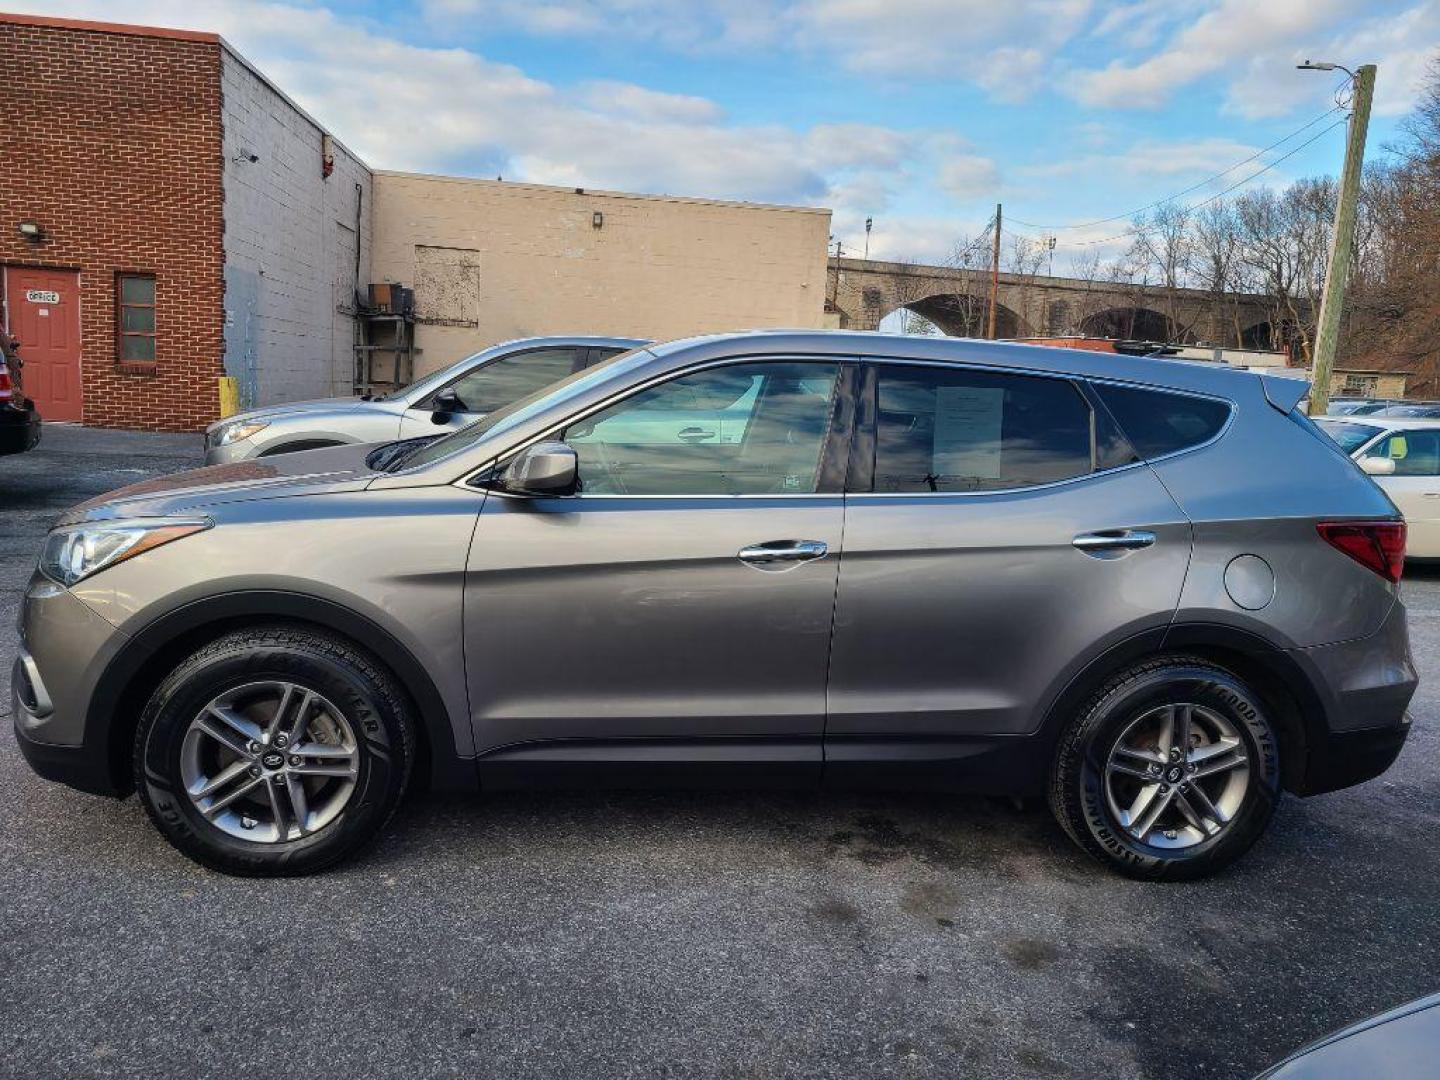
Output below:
[134,626,415,876]
[1049,655,1281,881]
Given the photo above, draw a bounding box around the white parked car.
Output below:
[1317,415,1440,558]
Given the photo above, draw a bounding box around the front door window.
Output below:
[564,361,840,495]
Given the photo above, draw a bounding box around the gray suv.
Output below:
[204,335,645,463]
[13,331,1417,879]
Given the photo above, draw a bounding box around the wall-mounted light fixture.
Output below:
[17,220,44,243]
[231,150,260,164]
[592,211,604,229]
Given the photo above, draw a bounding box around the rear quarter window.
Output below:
[1092,383,1231,459]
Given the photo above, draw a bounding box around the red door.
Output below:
[4,267,83,422]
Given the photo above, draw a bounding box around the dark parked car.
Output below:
[13,331,1417,877]
[0,334,41,457]
[1258,993,1440,1078]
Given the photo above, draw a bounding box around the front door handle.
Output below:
[738,539,828,569]
[1073,529,1157,555]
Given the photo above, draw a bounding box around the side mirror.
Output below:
[431,389,462,423]
[1360,455,1397,477]
[500,441,578,496]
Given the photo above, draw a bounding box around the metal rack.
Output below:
[352,311,419,397]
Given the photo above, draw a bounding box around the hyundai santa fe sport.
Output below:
[12,331,1417,879]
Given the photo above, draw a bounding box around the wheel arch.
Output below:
[94,590,474,797]
[256,438,348,457]
[1038,621,1321,794]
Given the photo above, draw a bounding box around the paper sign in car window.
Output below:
[1389,435,1408,459]
[934,385,1005,479]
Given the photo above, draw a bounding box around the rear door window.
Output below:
[1092,383,1231,459]
[872,366,1099,493]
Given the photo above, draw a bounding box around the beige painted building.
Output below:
[371,171,831,376]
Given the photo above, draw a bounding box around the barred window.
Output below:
[116,274,156,362]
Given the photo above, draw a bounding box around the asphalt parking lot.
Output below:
[2,424,1437,1080]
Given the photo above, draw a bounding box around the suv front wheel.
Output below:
[1049,656,1281,880]
[134,626,415,876]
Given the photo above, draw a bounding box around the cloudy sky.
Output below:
[18,0,1438,266]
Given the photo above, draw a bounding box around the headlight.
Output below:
[211,419,269,447]
[40,518,212,587]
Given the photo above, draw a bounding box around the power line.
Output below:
[1046,114,1351,250]
[1009,104,1346,232]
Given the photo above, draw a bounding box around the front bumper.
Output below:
[11,574,132,797]
[0,400,41,455]
[13,709,119,796]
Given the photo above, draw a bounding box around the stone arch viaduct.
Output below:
[826,257,1302,349]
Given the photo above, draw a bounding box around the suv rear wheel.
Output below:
[1049,656,1281,880]
[134,626,415,876]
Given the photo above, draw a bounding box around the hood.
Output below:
[57,442,379,526]
[207,394,402,431]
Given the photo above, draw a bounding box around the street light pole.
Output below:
[1303,61,1376,416]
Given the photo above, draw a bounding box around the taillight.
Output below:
[1317,521,1406,583]
[0,367,11,402]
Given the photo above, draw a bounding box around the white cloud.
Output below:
[1070,0,1349,109]
[937,155,1001,199]
[419,0,790,51]
[790,0,1092,106]
[14,0,922,207]
[578,82,723,125]
[804,124,915,170]
[974,48,1049,104]
[1223,3,1440,119]
[423,0,1090,101]
[1068,0,1434,118]
[1020,136,1265,179]
[836,213,994,264]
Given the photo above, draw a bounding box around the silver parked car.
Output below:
[203,335,646,463]
[13,331,1416,878]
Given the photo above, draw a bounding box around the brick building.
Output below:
[0,13,368,431]
[1,13,827,432]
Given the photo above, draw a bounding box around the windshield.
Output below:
[1315,419,1383,455]
[377,350,487,402]
[396,347,652,471]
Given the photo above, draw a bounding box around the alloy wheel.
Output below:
[179,680,360,843]
[1103,702,1251,849]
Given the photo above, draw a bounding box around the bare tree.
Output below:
[1128,202,1198,340]
[1192,201,1243,345]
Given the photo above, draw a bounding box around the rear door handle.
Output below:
[1073,529,1157,554]
[678,426,716,442]
[738,539,828,569]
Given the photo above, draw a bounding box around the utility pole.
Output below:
[1307,63,1376,416]
[988,203,1002,339]
[829,238,843,309]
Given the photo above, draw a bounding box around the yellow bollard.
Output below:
[217,376,240,419]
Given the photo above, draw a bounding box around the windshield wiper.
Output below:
[366,434,444,473]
